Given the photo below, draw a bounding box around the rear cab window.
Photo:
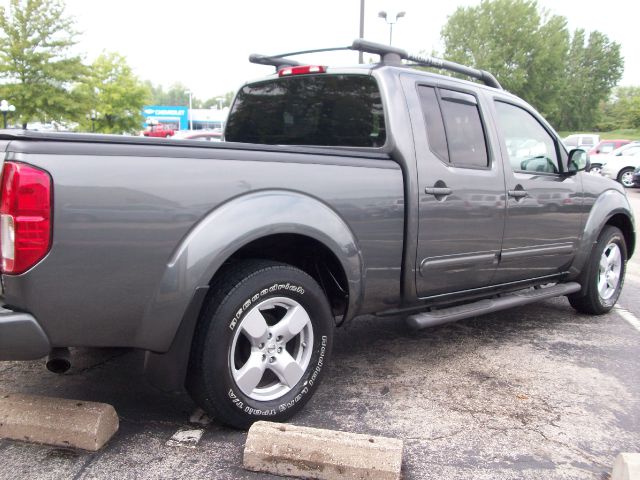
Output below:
[224,74,386,147]
[417,85,489,169]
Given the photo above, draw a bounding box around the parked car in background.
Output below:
[600,142,640,187]
[143,124,175,138]
[589,139,630,155]
[588,139,631,174]
[632,165,640,187]
[171,130,222,142]
[563,133,600,151]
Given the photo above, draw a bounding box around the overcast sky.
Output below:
[7,0,640,100]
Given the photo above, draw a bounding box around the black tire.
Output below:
[187,260,334,429]
[617,167,634,188]
[569,226,627,314]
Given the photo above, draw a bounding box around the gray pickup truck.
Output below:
[0,40,635,429]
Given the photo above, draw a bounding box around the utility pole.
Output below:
[359,0,365,64]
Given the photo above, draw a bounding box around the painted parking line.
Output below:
[166,428,205,448]
[615,306,640,333]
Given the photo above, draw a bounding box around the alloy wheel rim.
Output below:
[230,297,314,401]
[598,243,622,300]
[621,171,634,187]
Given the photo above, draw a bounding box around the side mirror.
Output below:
[568,148,590,173]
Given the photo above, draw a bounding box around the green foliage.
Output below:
[203,91,235,109]
[146,81,202,108]
[0,0,86,127]
[74,52,150,134]
[597,87,640,131]
[559,30,624,130]
[440,0,624,130]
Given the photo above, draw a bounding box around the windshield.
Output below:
[225,74,386,147]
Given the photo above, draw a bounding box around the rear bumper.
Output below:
[0,306,51,360]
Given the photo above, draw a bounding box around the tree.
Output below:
[74,52,150,134]
[597,86,640,131]
[559,30,624,130]
[203,91,235,109]
[0,0,86,127]
[440,0,623,130]
[146,81,202,108]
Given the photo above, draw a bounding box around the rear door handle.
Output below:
[425,187,452,196]
[508,189,528,198]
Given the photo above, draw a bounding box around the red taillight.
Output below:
[278,65,327,77]
[0,162,52,274]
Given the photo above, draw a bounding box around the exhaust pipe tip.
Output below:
[46,348,71,374]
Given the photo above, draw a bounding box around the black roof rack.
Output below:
[249,39,502,90]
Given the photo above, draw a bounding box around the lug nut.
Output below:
[269,356,276,363]
[262,354,266,362]
[276,335,283,342]
[277,347,283,354]
[267,333,273,339]
[259,343,265,349]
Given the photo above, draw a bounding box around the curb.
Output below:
[0,392,118,451]
[243,421,403,480]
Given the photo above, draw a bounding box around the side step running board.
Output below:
[406,282,581,330]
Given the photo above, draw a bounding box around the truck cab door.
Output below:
[489,99,583,284]
[409,83,507,298]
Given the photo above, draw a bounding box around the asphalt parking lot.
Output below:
[1,189,639,480]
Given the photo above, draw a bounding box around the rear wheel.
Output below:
[569,226,627,314]
[187,260,333,429]
[588,163,602,175]
[618,168,634,188]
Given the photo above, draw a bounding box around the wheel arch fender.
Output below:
[568,188,636,292]
[137,189,363,354]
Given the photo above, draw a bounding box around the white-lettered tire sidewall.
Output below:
[200,266,333,428]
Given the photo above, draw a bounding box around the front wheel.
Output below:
[187,260,334,429]
[618,168,635,188]
[569,226,627,314]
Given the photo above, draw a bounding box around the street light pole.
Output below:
[0,99,16,129]
[90,110,97,132]
[378,11,406,46]
[187,90,193,131]
[359,0,365,64]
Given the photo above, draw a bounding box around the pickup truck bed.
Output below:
[0,132,404,352]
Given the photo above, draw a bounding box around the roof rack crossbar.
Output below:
[249,47,351,72]
[248,54,302,70]
[350,39,502,89]
[249,39,502,89]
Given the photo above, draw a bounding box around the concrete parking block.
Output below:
[612,453,640,480]
[0,392,118,451]
[243,421,403,480]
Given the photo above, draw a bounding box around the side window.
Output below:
[418,86,489,168]
[564,136,578,147]
[494,101,560,174]
[439,89,489,168]
[418,86,449,163]
[621,146,640,156]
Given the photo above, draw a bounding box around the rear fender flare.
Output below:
[136,190,363,352]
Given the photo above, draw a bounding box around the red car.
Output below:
[143,124,175,138]
[588,139,630,155]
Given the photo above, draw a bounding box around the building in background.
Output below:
[142,106,228,131]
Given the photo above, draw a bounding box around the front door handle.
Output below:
[508,189,528,198]
[425,187,452,196]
